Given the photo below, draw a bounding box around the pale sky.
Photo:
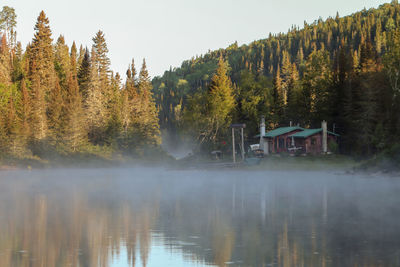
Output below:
[1,0,390,78]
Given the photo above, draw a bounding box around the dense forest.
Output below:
[1,2,400,164]
[153,1,400,156]
[0,8,161,162]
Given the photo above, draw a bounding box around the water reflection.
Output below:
[0,169,399,267]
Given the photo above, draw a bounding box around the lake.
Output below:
[0,168,399,267]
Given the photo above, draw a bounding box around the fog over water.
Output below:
[0,168,399,266]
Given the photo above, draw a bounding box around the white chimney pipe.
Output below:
[322,120,327,154]
[260,116,266,137]
[260,116,268,155]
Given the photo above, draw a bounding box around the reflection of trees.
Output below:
[156,176,400,267]
[211,213,235,267]
[0,177,159,267]
[0,171,399,267]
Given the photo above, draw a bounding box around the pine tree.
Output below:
[64,45,86,152]
[77,45,85,68]
[29,11,55,95]
[383,30,400,99]
[120,88,131,141]
[272,66,284,126]
[136,59,161,146]
[47,78,64,143]
[77,48,91,100]
[354,40,381,154]
[30,67,48,141]
[0,34,12,84]
[5,91,24,155]
[20,79,31,142]
[92,30,110,85]
[85,47,106,144]
[54,35,71,89]
[286,63,300,123]
[0,6,17,50]
[126,59,137,99]
[302,50,333,125]
[281,50,292,105]
[104,72,122,144]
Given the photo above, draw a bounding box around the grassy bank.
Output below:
[0,146,175,170]
[248,154,357,171]
[172,152,359,172]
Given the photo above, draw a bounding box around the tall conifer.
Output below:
[77,48,91,100]
[137,59,161,146]
[64,43,86,151]
[29,11,55,95]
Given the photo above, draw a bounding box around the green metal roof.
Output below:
[264,126,304,138]
[289,128,340,138]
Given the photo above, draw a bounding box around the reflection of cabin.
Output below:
[288,128,339,154]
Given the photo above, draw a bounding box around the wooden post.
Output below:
[241,127,245,160]
[232,128,236,163]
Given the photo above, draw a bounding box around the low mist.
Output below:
[0,167,399,266]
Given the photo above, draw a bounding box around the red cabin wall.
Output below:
[304,133,338,154]
[269,130,303,153]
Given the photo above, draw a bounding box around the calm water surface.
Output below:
[0,168,399,267]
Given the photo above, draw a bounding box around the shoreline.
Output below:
[1,153,399,176]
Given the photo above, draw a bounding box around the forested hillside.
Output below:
[0,9,161,162]
[153,1,400,155]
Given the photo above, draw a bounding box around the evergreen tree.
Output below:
[47,78,64,144]
[354,41,382,154]
[280,50,292,105]
[20,78,31,143]
[272,66,284,126]
[92,30,110,85]
[54,35,70,89]
[0,34,12,84]
[64,46,86,152]
[120,88,131,137]
[136,59,161,146]
[302,49,333,125]
[77,48,91,100]
[383,30,400,139]
[30,69,48,141]
[383,30,400,99]
[0,6,17,49]
[77,44,85,68]
[285,63,301,124]
[29,11,55,95]
[5,91,23,155]
[106,72,122,145]
[126,59,137,99]
[85,47,106,144]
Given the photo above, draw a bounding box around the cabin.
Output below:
[256,118,340,155]
[262,126,304,154]
[288,128,340,154]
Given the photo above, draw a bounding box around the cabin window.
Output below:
[279,138,285,148]
[311,138,316,145]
